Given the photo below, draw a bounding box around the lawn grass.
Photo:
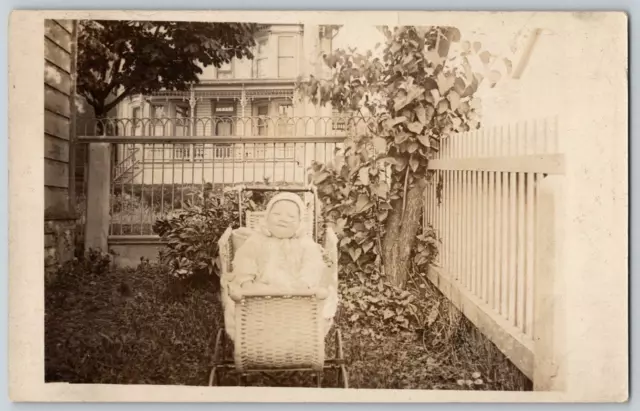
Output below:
[45,261,531,390]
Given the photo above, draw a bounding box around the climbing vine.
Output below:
[299,25,508,333]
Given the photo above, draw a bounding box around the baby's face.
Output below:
[266,200,301,238]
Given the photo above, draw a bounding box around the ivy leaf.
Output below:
[437,72,455,95]
[479,50,492,66]
[312,170,330,184]
[347,154,361,170]
[394,156,408,171]
[453,77,466,95]
[372,136,388,153]
[407,121,424,134]
[410,155,420,172]
[422,77,438,92]
[363,241,374,254]
[386,116,408,129]
[417,134,431,147]
[424,48,443,66]
[349,247,362,262]
[415,105,427,124]
[447,90,461,111]
[372,181,389,198]
[377,156,398,166]
[407,142,419,153]
[355,194,373,213]
[426,302,440,326]
[377,210,389,222]
[353,222,366,232]
[390,41,402,54]
[437,99,449,114]
[358,167,371,185]
[424,104,435,123]
[451,116,463,130]
[383,309,395,319]
[395,132,410,144]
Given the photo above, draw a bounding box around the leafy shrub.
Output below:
[310,146,440,337]
[153,191,242,281]
[52,248,114,279]
[152,185,305,281]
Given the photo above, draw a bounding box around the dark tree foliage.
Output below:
[77,20,262,117]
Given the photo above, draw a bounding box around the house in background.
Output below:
[110,24,343,186]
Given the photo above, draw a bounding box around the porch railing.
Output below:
[81,115,371,140]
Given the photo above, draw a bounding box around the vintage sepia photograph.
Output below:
[14,9,626,402]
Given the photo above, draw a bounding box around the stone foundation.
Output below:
[44,218,77,278]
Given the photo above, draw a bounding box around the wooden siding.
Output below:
[44,19,76,220]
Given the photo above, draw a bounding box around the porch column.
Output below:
[301,23,322,168]
[189,88,197,161]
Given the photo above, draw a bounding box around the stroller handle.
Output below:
[230,287,330,302]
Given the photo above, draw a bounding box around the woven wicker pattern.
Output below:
[246,210,314,238]
[234,296,325,372]
[218,227,233,272]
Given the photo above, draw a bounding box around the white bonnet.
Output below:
[260,192,308,238]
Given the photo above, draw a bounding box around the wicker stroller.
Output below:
[209,185,348,388]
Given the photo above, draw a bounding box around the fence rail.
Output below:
[425,116,564,380]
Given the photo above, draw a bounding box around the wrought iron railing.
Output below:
[78,116,367,235]
[81,115,371,140]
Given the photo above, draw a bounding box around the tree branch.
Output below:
[401,165,410,221]
[104,58,124,96]
[102,87,133,114]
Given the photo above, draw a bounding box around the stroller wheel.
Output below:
[209,329,224,386]
[208,367,219,386]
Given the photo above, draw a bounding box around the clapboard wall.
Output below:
[44,19,78,273]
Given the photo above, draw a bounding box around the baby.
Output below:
[221,192,338,341]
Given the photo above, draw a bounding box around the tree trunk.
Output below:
[383,179,427,288]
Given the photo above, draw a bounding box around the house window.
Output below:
[131,106,142,136]
[278,36,296,78]
[256,40,268,78]
[277,103,294,136]
[332,107,349,133]
[150,104,168,137]
[256,104,269,136]
[173,146,191,161]
[212,102,235,159]
[175,104,190,137]
[213,102,235,136]
[217,61,233,79]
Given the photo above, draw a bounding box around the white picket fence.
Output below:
[425,116,565,384]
